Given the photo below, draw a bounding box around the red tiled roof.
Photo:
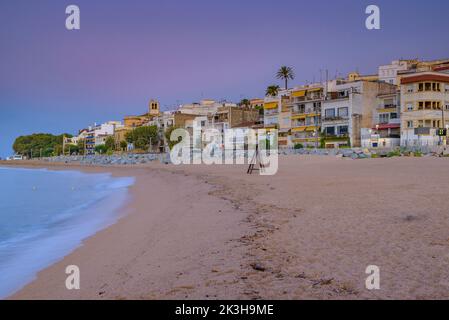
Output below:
[401,73,449,84]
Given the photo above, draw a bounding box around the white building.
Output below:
[378,60,417,85]
[178,99,237,116]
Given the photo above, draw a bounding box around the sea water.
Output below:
[0,167,134,298]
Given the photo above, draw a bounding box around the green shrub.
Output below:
[294,143,304,149]
[387,150,401,158]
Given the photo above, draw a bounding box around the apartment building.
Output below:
[400,71,449,147]
[361,87,401,148]
[80,121,123,154]
[378,60,418,85]
[278,90,292,148]
[263,95,280,130]
[290,85,323,148]
[322,80,396,148]
[178,99,237,116]
[262,90,292,147]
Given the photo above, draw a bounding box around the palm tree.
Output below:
[266,85,280,97]
[276,66,295,89]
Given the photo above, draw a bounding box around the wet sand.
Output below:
[3,155,449,299]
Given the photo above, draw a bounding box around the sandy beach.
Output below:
[3,155,449,300]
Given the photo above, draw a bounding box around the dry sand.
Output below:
[3,155,449,300]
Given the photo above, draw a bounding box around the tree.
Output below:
[125,125,159,151]
[120,140,128,151]
[12,133,72,158]
[164,126,183,150]
[67,144,79,155]
[239,99,250,108]
[94,144,108,154]
[77,139,86,155]
[105,136,115,151]
[276,66,295,89]
[265,85,280,97]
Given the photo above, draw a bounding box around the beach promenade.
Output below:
[3,155,449,300]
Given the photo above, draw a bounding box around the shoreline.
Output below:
[3,155,449,299]
[0,164,138,299]
[5,161,251,299]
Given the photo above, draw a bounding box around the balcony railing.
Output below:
[323,134,349,141]
[322,116,349,122]
[378,104,397,110]
[292,109,321,116]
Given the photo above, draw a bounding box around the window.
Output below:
[384,99,394,107]
[337,90,349,98]
[325,109,335,118]
[295,120,305,127]
[433,101,441,110]
[433,83,441,92]
[419,82,443,92]
[390,113,398,119]
[407,121,413,128]
[379,114,389,124]
[418,83,424,92]
[407,85,414,93]
[406,103,413,111]
[446,84,449,93]
[446,102,449,110]
[338,107,349,117]
[325,127,335,136]
[337,126,348,135]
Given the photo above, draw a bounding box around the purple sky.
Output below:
[1,0,449,157]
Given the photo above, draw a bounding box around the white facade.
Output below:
[378,60,415,85]
[321,81,363,148]
[178,99,237,116]
[91,121,122,136]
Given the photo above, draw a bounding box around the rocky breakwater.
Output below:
[281,148,372,159]
[44,153,170,165]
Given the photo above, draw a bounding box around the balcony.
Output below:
[326,91,350,100]
[264,110,279,116]
[322,116,349,122]
[377,104,398,113]
[323,134,349,141]
[306,93,323,101]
